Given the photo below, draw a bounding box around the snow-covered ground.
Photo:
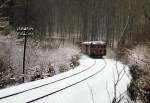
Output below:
[0,35,80,82]
[0,55,131,103]
[127,44,150,66]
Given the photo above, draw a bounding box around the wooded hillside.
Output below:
[9,0,150,48]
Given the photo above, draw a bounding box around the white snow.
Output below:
[81,41,106,45]
[0,55,131,103]
[0,35,81,81]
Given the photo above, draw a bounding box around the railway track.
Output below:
[27,59,107,103]
[0,59,107,103]
[0,58,96,100]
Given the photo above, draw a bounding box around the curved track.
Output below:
[0,59,96,100]
[27,59,107,103]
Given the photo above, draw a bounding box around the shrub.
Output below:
[127,65,150,103]
[59,64,68,73]
[70,55,80,68]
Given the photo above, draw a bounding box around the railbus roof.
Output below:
[81,41,106,45]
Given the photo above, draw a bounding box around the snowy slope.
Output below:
[0,55,131,103]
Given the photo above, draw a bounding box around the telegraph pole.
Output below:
[17,27,33,82]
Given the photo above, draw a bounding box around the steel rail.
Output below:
[0,59,96,99]
[27,59,107,103]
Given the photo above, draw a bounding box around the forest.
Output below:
[7,0,149,47]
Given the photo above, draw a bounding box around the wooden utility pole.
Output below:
[17,27,33,82]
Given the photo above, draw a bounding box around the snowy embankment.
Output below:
[0,35,80,83]
[0,55,131,103]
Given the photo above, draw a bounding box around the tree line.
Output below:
[9,0,150,47]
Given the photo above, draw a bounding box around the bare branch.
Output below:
[112,61,128,103]
[118,16,130,47]
[106,81,112,103]
[86,81,95,103]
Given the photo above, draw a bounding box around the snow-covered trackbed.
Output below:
[28,60,106,103]
[0,57,96,100]
[0,56,130,103]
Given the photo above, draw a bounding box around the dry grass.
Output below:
[127,65,150,103]
[117,43,150,103]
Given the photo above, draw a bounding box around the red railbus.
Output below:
[81,41,107,57]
